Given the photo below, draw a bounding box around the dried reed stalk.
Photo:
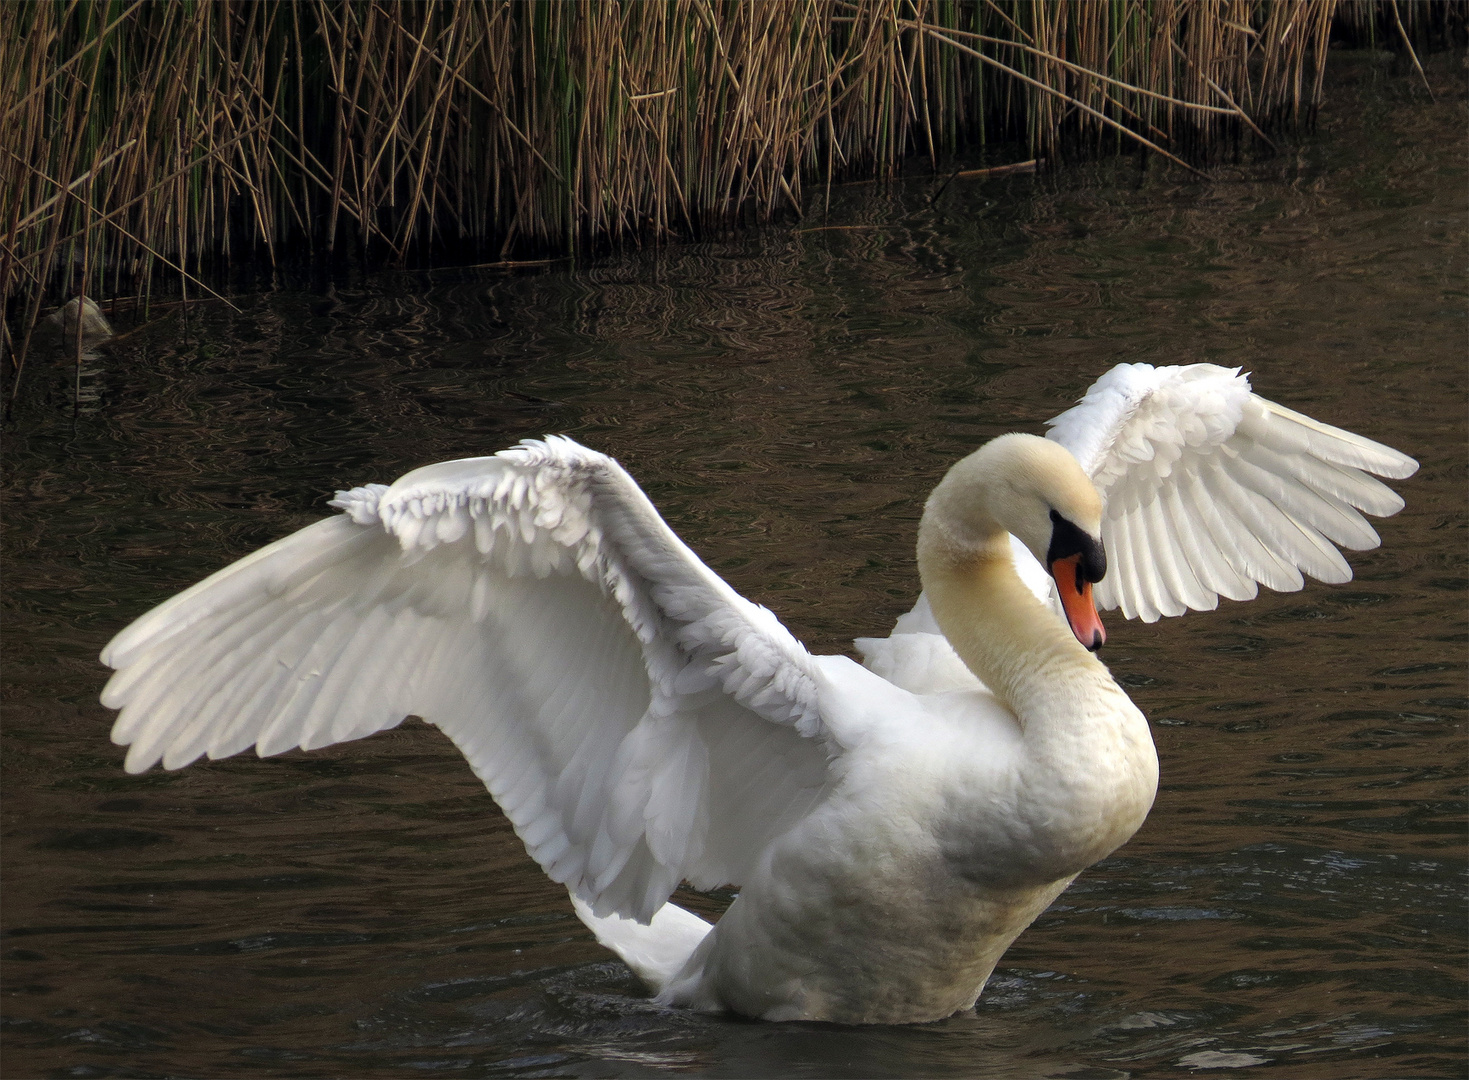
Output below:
[3,0,1458,395]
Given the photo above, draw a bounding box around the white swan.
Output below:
[100,362,1417,1025]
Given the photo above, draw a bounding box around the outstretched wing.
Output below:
[102,437,840,922]
[1046,363,1418,622]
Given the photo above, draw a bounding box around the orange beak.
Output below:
[1051,553,1105,652]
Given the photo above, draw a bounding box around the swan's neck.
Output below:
[917,528,1114,726]
[917,524,1157,886]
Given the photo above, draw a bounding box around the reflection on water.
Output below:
[3,52,1464,1079]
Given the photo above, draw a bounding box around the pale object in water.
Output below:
[47,296,113,341]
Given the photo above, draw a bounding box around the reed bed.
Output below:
[3,0,1461,389]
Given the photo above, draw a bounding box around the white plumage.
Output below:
[1045,363,1416,621]
[106,437,833,923]
[101,363,1416,1024]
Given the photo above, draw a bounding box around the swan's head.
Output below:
[923,433,1108,650]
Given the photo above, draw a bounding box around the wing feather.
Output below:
[1139,500,1181,619]
[1233,441,1386,546]
[102,437,844,923]
[1198,456,1304,593]
[1049,364,1416,622]
[1177,464,1259,603]
[1113,508,1152,620]
[1158,483,1222,611]
[1139,496,1192,618]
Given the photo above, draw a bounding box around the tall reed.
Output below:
[3,0,1459,390]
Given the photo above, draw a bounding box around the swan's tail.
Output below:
[569,893,712,993]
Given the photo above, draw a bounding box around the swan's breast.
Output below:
[686,665,1157,1023]
[848,683,1154,890]
[697,761,1075,1023]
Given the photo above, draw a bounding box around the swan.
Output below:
[100,362,1417,1024]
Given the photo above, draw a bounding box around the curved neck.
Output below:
[916,520,1159,886]
[917,525,1113,725]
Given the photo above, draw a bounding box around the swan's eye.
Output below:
[1046,509,1106,583]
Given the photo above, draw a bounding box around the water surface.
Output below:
[3,52,1465,1079]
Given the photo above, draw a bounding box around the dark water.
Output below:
[3,53,1464,1080]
